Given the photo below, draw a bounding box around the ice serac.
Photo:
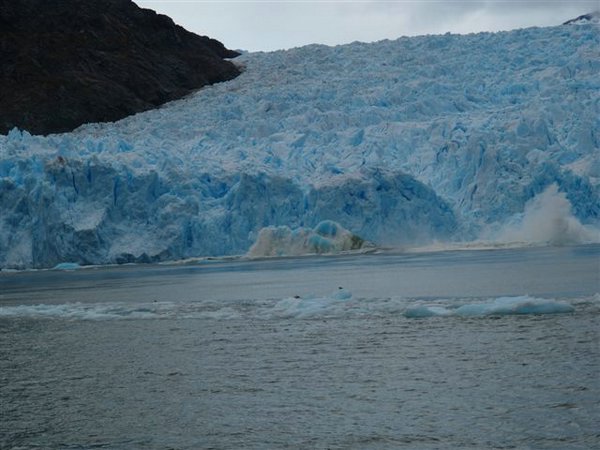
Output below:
[1,20,599,269]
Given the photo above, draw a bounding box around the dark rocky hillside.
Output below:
[0,0,240,135]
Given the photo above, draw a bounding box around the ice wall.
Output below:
[0,149,454,268]
[1,23,598,268]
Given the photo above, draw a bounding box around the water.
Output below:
[1,245,599,449]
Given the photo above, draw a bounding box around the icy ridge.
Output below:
[1,24,599,268]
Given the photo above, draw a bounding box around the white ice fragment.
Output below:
[403,305,452,318]
[404,295,575,319]
[455,296,575,316]
[53,262,82,270]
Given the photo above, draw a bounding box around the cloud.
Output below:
[136,1,598,51]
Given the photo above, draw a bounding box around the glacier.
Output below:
[1,23,599,268]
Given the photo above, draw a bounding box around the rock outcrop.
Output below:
[0,0,240,135]
[562,11,600,25]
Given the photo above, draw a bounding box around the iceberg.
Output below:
[404,296,575,318]
[455,296,575,316]
[1,22,598,268]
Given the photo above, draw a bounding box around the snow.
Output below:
[0,23,599,268]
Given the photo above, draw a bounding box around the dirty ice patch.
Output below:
[404,295,575,318]
[247,220,369,257]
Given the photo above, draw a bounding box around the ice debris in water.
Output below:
[0,302,166,320]
[247,220,368,257]
[270,288,353,319]
[52,262,82,270]
[455,296,575,316]
[404,296,575,318]
[0,301,241,321]
[403,305,453,318]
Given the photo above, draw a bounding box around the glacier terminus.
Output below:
[0,22,598,268]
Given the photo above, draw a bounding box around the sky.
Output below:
[136,1,599,52]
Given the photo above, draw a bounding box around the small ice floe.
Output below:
[52,262,82,270]
[270,288,353,319]
[404,295,574,318]
[403,305,452,318]
[455,295,574,316]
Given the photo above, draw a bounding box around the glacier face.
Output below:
[1,24,598,268]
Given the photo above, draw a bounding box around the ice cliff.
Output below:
[1,21,599,268]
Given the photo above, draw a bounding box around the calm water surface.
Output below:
[1,245,599,449]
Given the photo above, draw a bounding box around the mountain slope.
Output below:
[563,11,600,25]
[0,0,240,135]
[1,22,598,268]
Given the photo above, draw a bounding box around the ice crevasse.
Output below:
[0,22,599,268]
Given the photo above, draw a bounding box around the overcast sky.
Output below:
[136,1,599,52]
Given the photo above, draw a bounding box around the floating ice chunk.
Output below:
[53,262,82,270]
[197,307,241,320]
[0,303,124,320]
[403,305,452,318]
[404,295,575,318]
[332,288,352,300]
[270,297,328,319]
[0,301,243,321]
[247,220,368,257]
[455,296,575,316]
[270,288,353,319]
